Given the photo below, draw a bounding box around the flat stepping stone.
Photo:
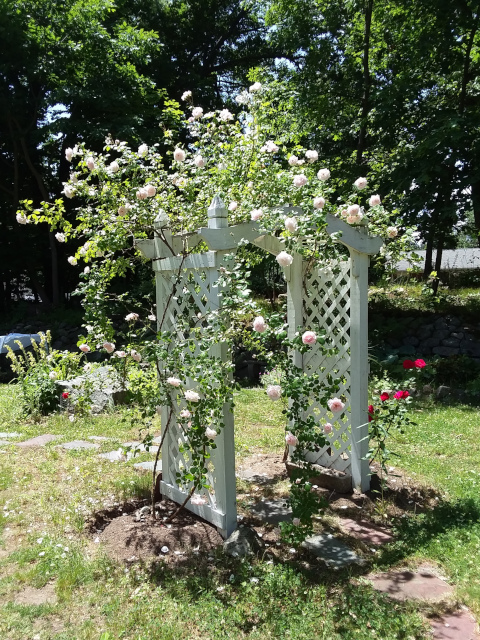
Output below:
[340,518,394,545]
[249,499,292,524]
[0,432,22,438]
[302,534,364,568]
[98,449,126,462]
[368,566,453,601]
[17,434,59,447]
[61,440,100,450]
[152,436,162,445]
[431,609,480,639]
[88,436,112,441]
[0,440,11,446]
[133,460,162,472]
[123,441,159,453]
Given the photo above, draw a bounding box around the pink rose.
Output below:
[293,517,301,526]
[276,251,293,267]
[284,217,298,232]
[293,174,308,187]
[194,155,205,168]
[288,155,299,166]
[253,316,267,333]
[192,107,203,119]
[313,197,325,209]
[354,177,368,190]
[267,385,282,401]
[347,204,360,216]
[387,226,398,238]
[317,168,330,181]
[136,188,147,200]
[302,331,317,345]
[205,427,217,439]
[327,397,345,413]
[118,206,126,216]
[79,344,90,353]
[228,201,238,211]
[174,148,186,162]
[185,390,200,402]
[369,194,381,206]
[130,350,142,362]
[324,423,333,434]
[285,432,298,446]
[86,157,95,171]
[125,312,139,322]
[251,208,263,221]
[114,350,126,358]
[167,377,181,387]
[305,150,318,162]
[145,184,156,197]
[103,342,115,353]
[179,409,191,419]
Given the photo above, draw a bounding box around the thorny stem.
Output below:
[151,406,174,518]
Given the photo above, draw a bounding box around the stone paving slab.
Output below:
[0,440,11,446]
[369,566,453,601]
[340,518,394,545]
[302,534,364,568]
[123,441,159,454]
[133,460,162,472]
[98,449,126,462]
[61,440,100,451]
[249,499,292,524]
[431,610,480,639]
[88,436,112,441]
[17,434,60,448]
[0,432,22,438]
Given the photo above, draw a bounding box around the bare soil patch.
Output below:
[237,453,287,484]
[15,583,57,606]
[91,499,223,563]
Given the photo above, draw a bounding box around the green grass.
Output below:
[0,383,479,638]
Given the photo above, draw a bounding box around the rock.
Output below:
[57,366,127,414]
[423,384,433,394]
[436,386,451,399]
[432,346,459,357]
[223,526,263,557]
[417,325,433,340]
[434,330,450,341]
[133,460,162,472]
[441,338,460,348]
[17,434,60,447]
[286,461,352,494]
[135,506,151,521]
[302,534,365,567]
[249,499,292,524]
[423,337,440,348]
[450,332,464,340]
[396,345,416,356]
[403,336,419,347]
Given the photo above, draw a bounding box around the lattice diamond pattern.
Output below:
[302,261,352,473]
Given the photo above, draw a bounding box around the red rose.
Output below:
[401,390,410,398]
[394,390,410,399]
[62,392,69,399]
[403,359,415,369]
[380,392,389,402]
[414,359,426,368]
[368,404,374,422]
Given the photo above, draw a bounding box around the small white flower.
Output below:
[145,184,156,197]
[118,205,127,216]
[69,415,75,422]
[83,266,90,274]
[205,427,217,439]
[55,232,65,243]
[130,350,141,362]
[114,350,126,358]
[288,155,299,166]
[138,144,148,157]
[125,312,139,322]
[109,161,120,173]
[293,174,308,187]
[235,91,250,105]
[181,90,192,101]
[192,106,203,119]
[167,377,181,387]
[86,157,95,171]
[68,256,77,266]
[161,546,169,553]
[49,371,57,380]
[251,208,263,221]
[249,82,262,92]
[369,194,381,206]
[63,185,75,199]
[305,150,318,162]
[313,197,325,209]
[387,226,398,238]
[219,109,233,121]
[65,148,73,162]
[136,188,147,200]
[228,201,238,211]
[16,213,28,225]
[148,314,156,321]
[194,155,205,168]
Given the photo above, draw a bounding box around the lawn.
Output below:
[0,383,479,639]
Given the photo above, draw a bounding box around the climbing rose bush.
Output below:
[17,83,413,539]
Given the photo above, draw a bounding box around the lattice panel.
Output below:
[159,265,226,514]
[302,260,352,473]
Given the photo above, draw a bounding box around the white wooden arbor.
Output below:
[137,197,382,538]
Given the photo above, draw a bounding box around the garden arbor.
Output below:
[137,196,382,538]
